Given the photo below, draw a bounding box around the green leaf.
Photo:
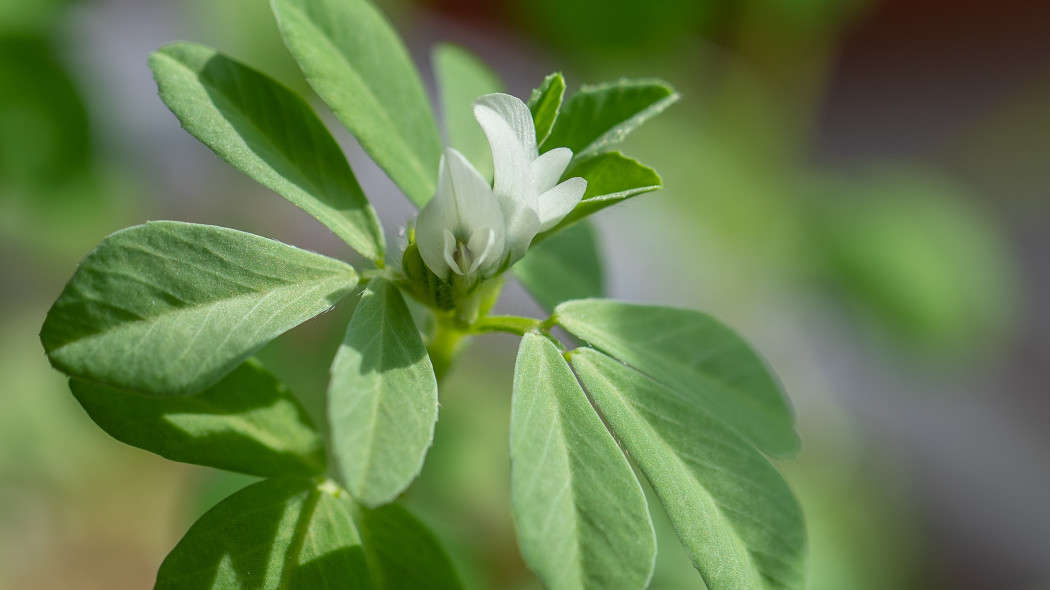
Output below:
[69,359,325,477]
[542,79,678,160]
[156,478,369,589]
[513,221,604,313]
[555,300,798,457]
[41,221,358,396]
[433,43,504,181]
[272,0,442,208]
[554,151,662,228]
[149,42,384,260]
[352,502,464,589]
[570,348,806,590]
[328,278,437,507]
[529,72,566,147]
[511,334,655,590]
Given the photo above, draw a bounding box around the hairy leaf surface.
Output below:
[571,349,806,590]
[150,42,384,259]
[273,0,441,207]
[542,79,678,160]
[556,300,799,457]
[41,221,357,396]
[70,359,325,477]
[511,334,655,590]
[352,502,464,589]
[555,151,662,228]
[529,72,566,147]
[156,478,368,589]
[328,278,437,507]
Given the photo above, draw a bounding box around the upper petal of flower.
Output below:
[474,99,534,210]
[473,93,537,156]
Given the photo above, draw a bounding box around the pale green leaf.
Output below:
[41,221,358,396]
[433,43,504,180]
[351,501,464,589]
[543,79,678,160]
[555,151,662,228]
[529,72,565,147]
[156,478,369,589]
[555,300,798,457]
[69,359,325,477]
[149,42,384,260]
[272,0,442,207]
[328,278,437,507]
[570,348,806,590]
[511,334,655,590]
[514,221,604,313]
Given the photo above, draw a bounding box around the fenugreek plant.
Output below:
[39,0,806,587]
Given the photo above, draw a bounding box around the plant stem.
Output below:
[471,314,565,350]
[427,312,468,382]
[471,315,544,336]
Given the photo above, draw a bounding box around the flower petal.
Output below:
[530,147,572,194]
[474,99,534,211]
[444,148,505,235]
[442,229,463,275]
[466,227,502,275]
[503,207,542,264]
[473,93,537,156]
[415,157,454,280]
[536,176,587,231]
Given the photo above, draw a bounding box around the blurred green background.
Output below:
[2,0,1047,588]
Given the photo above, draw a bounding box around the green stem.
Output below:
[427,312,469,383]
[471,315,544,336]
[471,314,565,351]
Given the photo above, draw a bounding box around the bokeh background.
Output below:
[2,0,1048,588]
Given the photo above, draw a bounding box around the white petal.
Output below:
[466,227,502,275]
[444,148,505,235]
[536,176,587,231]
[415,173,453,279]
[442,229,464,275]
[474,101,534,211]
[530,147,573,194]
[503,208,542,264]
[472,93,537,156]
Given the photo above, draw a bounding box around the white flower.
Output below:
[473,93,587,262]
[415,147,506,282]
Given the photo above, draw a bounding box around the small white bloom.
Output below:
[473,93,587,262]
[415,148,506,281]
